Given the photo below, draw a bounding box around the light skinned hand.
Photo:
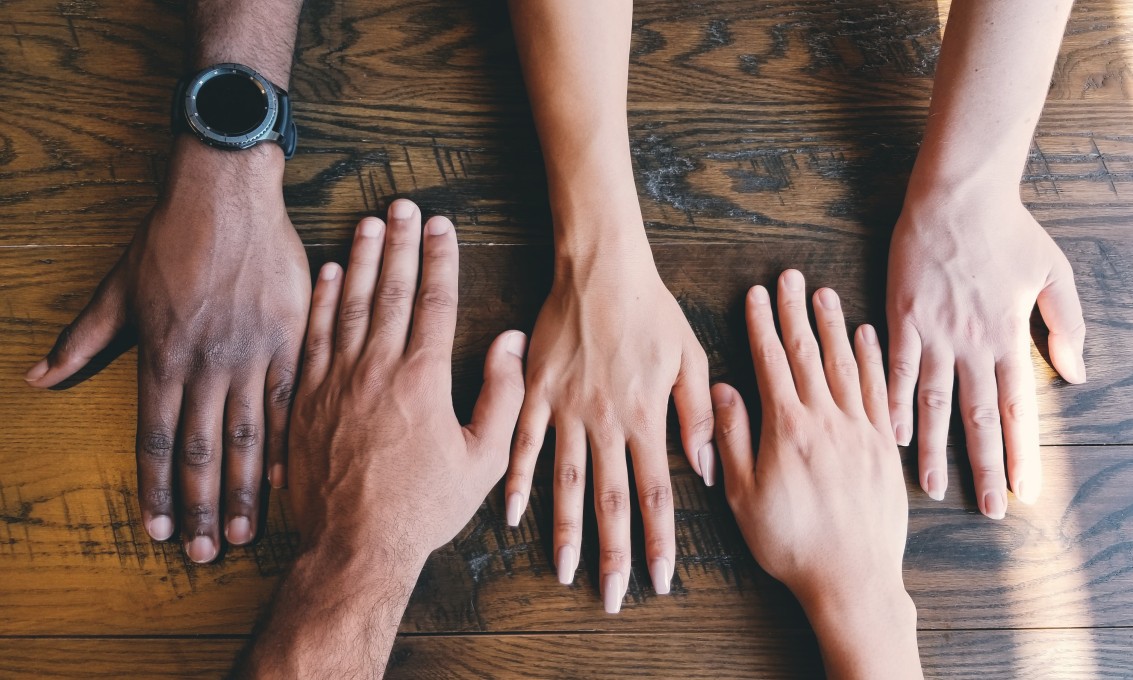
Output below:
[504,249,714,613]
[24,139,310,562]
[287,200,527,563]
[887,190,1086,516]
[713,270,920,679]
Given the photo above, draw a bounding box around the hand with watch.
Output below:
[25,61,310,564]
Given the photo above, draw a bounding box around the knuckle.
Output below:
[890,359,918,381]
[182,434,217,469]
[513,429,544,455]
[555,462,586,490]
[505,469,531,490]
[639,483,672,513]
[184,503,218,526]
[227,486,258,509]
[600,548,629,567]
[554,517,581,536]
[139,431,175,461]
[756,343,785,364]
[305,335,333,360]
[966,405,1001,431]
[829,357,858,379]
[377,281,413,307]
[417,286,456,314]
[919,388,951,412]
[226,423,261,450]
[338,299,371,325]
[684,408,715,437]
[1003,397,1030,421]
[144,486,173,508]
[597,488,630,516]
[787,336,819,361]
[269,373,297,409]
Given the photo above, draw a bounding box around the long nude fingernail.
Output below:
[506,492,524,527]
[650,558,671,595]
[557,545,576,585]
[603,573,624,614]
[698,443,716,487]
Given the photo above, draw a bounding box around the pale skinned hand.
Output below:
[713,270,920,679]
[504,246,714,613]
[24,139,310,562]
[287,200,527,562]
[887,189,1086,517]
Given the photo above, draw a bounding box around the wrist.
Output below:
[293,529,427,604]
[797,576,920,678]
[167,133,286,191]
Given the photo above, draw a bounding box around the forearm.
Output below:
[234,540,425,679]
[189,0,304,87]
[799,579,923,680]
[508,0,647,257]
[910,0,1074,195]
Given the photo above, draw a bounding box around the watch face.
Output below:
[196,72,267,135]
[185,63,279,149]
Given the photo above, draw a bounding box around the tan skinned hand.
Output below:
[287,200,527,562]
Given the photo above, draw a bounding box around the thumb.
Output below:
[25,261,128,388]
[464,331,528,479]
[1037,254,1086,384]
[711,382,755,498]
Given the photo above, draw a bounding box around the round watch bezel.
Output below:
[183,63,279,150]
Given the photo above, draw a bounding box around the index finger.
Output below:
[745,285,797,406]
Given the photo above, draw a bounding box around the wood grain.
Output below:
[1,629,1131,679]
[3,0,1132,676]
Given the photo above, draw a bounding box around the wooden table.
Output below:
[2,0,1131,677]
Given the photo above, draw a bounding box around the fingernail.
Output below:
[782,269,803,291]
[556,545,576,585]
[226,517,252,545]
[426,217,451,236]
[750,285,769,304]
[982,490,1007,520]
[147,515,173,541]
[506,492,524,527]
[24,359,48,382]
[818,288,839,309]
[698,443,716,487]
[390,199,415,220]
[895,424,911,447]
[185,536,217,564]
[319,263,339,280]
[359,216,383,237]
[269,463,286,489]
[713,385,734,408]
[650,557,671,595]
[860,324,877,345]
[1073,356,1087,384]
[924,470,945,501]
[603,573,623,614]
[506,331,527,358]
[1014,479,1038,505]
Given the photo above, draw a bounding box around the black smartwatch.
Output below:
[172,63,297,159]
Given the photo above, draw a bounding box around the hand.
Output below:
[287,200,527,563]
[504,243,714,613]
[236,202,526,679]
[886,188,1086,517]
[713,270,920,679]
[24,138,310,562]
